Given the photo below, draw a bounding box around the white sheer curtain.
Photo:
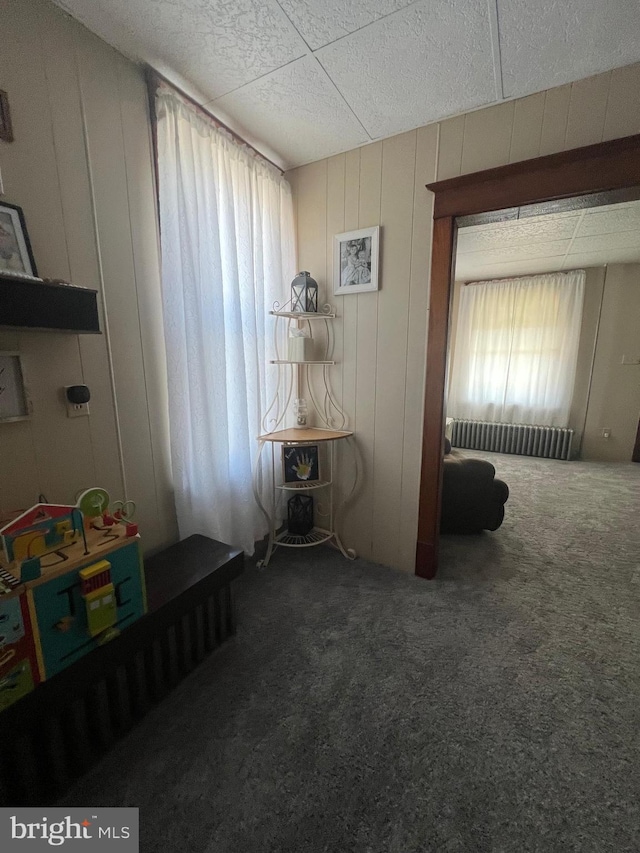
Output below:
[156,86,295,554]
[447,271,585,426]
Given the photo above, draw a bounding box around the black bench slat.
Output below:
[0,534,243,806]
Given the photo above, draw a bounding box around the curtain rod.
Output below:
[145,67,284,175]
[464,269,584,285]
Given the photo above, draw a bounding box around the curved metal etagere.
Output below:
[253,300,357,567]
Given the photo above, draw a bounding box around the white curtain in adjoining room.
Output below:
[447,270,585,427]
[155,86,296,554]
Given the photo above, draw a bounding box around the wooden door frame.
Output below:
[415,133,640,579]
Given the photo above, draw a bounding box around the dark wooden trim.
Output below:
[145,68,284,174]
[0,89,13,143]
[416,133,640,578]
[427,134,640,219]
[416,216,455,579]
[632,417,640,463]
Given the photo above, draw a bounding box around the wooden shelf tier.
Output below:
[276,479,331,491]
[258,427,353,443]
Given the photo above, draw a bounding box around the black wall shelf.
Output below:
[0,274,100,334]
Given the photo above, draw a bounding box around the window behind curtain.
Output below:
[447,271,585,427]
[155,84,296,554]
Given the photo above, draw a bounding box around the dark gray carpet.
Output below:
[61,454,640,852]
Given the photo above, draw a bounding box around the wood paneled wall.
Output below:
[0,0,177,552]
[287,62,640,572]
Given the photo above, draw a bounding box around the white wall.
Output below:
[0,0,177,552]
[287,62,640,571]
[582,264,640,461]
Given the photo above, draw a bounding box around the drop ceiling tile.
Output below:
[569,232,640,254]
[499,0,640,98]
[279,0,414,50]
[457,218,580,252]
[561,249,640,268]
[53,0,306,99]
[578,204,640,237]
[214,56,370,168]
[460,240,571,264]
[316,0,495,139]
[456,257,568,280]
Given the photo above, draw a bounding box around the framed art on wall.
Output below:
[0,202,37,277]
[333,225,379,296]
[0,352,30,422]
[282,444,320,485]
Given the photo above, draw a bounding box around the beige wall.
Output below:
[0,0,177,552]
[582,264,640,461]
[287,62,640,572]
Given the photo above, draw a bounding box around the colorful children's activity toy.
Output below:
[0,488,145,711]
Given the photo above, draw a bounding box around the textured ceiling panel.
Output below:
[457,217,581,253]
[578,205,640,237]
[561,249,640,269]
[316,0,496,138]
[55,0,306,99]
[456,199,640,279]
[569,231,640,254]
[461,240,571,263]
[499,0,640,98]
[214,56,370,168]
[456,257,571,280]
[278,0,415,50]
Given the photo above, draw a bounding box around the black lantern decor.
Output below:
[288,493,314,535]
[291,271,318,313]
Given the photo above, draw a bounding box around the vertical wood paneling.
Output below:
[539,84,571,155]
[509,93,545,163]
[371,131,417,567]
[326,154,346,415]
[75,33,162,542]
[349,142,382,560]
[0,0,176,550]
[341,149,361,427]
[398,123,438,571]
[436,116,465,180]
[461,102,515,174]
[565,72,611,149]
[20,332,96,502]
[39,5,124,502]
[603,63,640,141]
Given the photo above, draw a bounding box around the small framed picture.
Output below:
[282,444,320,485]
[0,202,37,277]
[334,225,379,296]
[0,352,30,422]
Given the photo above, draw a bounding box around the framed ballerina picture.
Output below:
[333,225,379,296]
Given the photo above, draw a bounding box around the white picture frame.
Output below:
[0,352,30,423]
[333,225,379,296]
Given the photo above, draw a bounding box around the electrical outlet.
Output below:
[601,428,611,439]
[67,400,89,418]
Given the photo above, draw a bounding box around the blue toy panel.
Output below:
[32,541,145,679]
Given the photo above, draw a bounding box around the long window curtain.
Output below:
[155,86,295,554]
[447,270,585,426]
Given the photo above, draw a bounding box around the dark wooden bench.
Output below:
[0,534,243,806]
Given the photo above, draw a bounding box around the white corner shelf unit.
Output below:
[252,304,358,568]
